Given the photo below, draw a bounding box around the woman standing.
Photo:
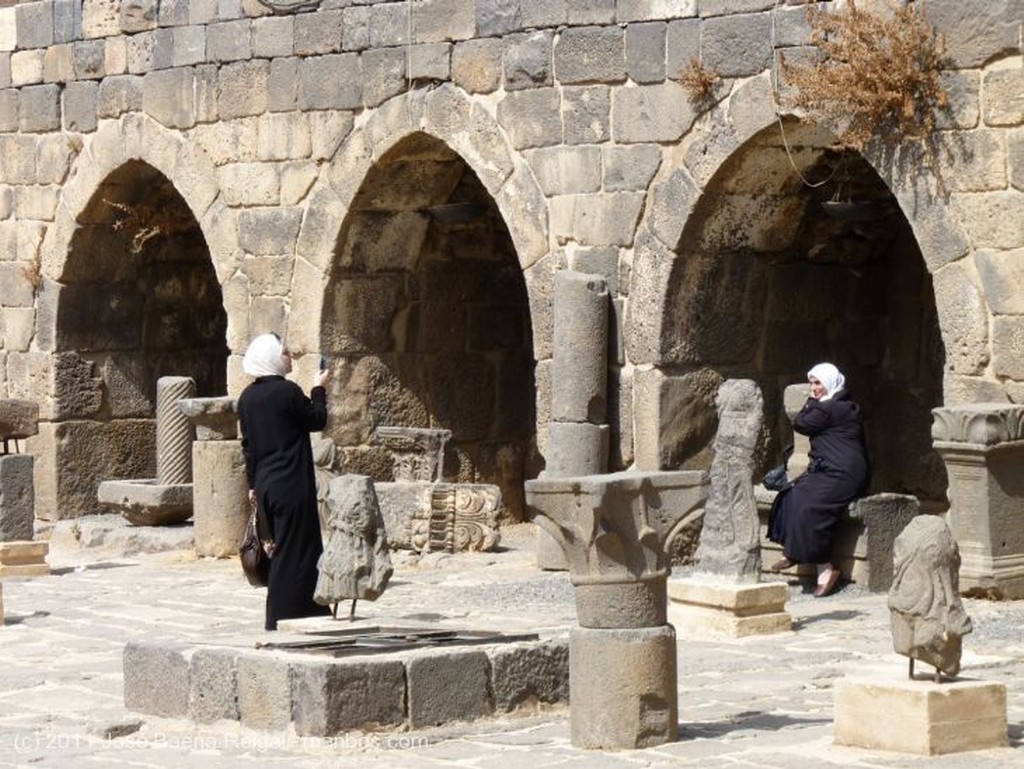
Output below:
[238,333,332,630]
[768,362,870,597]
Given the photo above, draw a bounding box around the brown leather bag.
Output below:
[239,502,271,587]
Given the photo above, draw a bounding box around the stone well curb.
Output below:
[123,634,569,736]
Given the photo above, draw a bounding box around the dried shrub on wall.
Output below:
[781,0,948,150]
[105,197,197,255]
[679,57,721,106]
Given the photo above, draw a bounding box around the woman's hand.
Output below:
[315,367,331,389]
[248,489,256,507]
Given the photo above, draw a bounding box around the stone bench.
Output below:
[756,487,920,591]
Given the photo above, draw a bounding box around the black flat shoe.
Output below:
[770,557,793,573]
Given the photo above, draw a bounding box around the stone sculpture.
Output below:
[315,475,393,620]
[888,515,973,680]
[311,436,338,535]
[693,379,763,581]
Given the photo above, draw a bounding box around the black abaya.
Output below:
[768,390,870,565]
[238,376,331,630]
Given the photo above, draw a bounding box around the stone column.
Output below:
[526,470,706,749]
[156,377,197,486]
[179,397,248,558]
[931,404,1024,598]
[538,271,610,569]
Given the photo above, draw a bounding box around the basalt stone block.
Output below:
[188,648,239,723]
[123,641,191,718]
[0,454,34,542]
[569,625,678,749]
[191,440,247,558]
[97,479,192,526]
[406,649,491,728]
[291,657,406,736]
[236,653,291,731]
[487,637,569,711]
[0,399,38,441]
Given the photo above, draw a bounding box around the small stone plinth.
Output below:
[0,540,49,578]
[835,675,1008,755]
[0,454,34,542]
[191,441,247,557]
[97,479,193,526]
[667,578,791,637]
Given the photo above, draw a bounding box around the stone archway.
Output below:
[33,161,228,520]
[320,132,536,521]
[627,77,962,508]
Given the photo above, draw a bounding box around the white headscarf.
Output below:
[243,333,286,378]
[808,362,845,402]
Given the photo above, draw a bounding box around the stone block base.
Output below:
[192,440,248,558]
[834,675,1008,755]
[569,625,677,749]
[0,454,35,542]
[97,479,192,526]
[0,540,49,578]
[124,633,568,735]
[667,578,791,637]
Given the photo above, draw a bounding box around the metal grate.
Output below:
[257,627,538,657]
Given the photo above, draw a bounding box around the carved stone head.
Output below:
[888,516,973,677]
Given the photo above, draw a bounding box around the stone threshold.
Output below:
[124,627,569,736]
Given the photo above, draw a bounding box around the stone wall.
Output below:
[0,0,1020,517]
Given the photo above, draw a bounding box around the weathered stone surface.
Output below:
[835,676,1008,755]
[848,493,921,592]
[236,653,291,730]
[0,454,33,542]
[406,649,491,728]
[178,397,238,441]
[359,47,405,109]
[569,625,677,749]
[625,22,666,84]
[612,82,695,143]
[701,12,772,77]
[97,74,143,117]
[412,0,475,43]
[19,85,60,132]
[545,421,609,479]
[298,54,361,110]
[571,192,645,247]
[497,88,561,150]
[504,31,552,90]
[953,191,1024,250]
[552,270,608,424]
[408,42,450,82]
[206,19,250,62]
[292,657,406,736]
[993,316,1024,380]
[142,67,194,128]
[667,579,791,636]
[191,440,247,557]
[554,25,625,84]
[603,144,662,192]
[123,642,190,718]
[188,648,238,723]
[218,59,269,120]
[692,379,762,581]
[487,637,569,711]
[237,208,302,255]
[476,0,521,37]
[294,9,344,56]
[928,0,1023,69]
[98,479,192,525]
[889,516,972,676]
[62,80,98,132]
[315,474,393,604]
[561,85,610,145]
[452,38,502,93]
[526,146,601,196]
[253,16,293,59]
[932,262,989,375]
[0,399,38,441]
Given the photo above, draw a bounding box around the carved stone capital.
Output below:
[931,403,1024,448]
[525,470,707,628]
[374,426,451,482]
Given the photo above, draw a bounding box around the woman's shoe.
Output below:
[769,556,793,573]
[814,566,840,597]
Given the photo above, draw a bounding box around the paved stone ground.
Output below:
[1,522,1023,768]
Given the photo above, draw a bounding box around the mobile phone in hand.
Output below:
[319,356,328,372]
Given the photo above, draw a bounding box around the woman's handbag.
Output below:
[239,502,271,587]
[762,444,794,492]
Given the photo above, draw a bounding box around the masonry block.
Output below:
[406,649,491,728]
[123,641,191,718]
[487,638,569,711]
[236,652,291,731]
[189,648,239,723]
[291,657,406,736]
[0,454,34,542]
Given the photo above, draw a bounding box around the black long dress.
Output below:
[238,376,331,630]
[768,389,870,565]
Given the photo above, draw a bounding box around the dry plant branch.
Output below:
[781,0,948,151]
[679,57,721,106]
[104,197,197,255]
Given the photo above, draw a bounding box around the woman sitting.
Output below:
[768,362,870,597]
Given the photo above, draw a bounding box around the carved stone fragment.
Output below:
[888,515,973,678]
[315,475,393,606]
[693,379,763,581]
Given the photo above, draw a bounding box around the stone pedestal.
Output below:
[0,540,49,578]
[667,578,791,636]
[526,470,707,749]
[835,674,1008,755]
[0,454,34,542]
[932,404,1024,597]
[178,397,246,558]
[192,440,248,557]
[569,625,677,750]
